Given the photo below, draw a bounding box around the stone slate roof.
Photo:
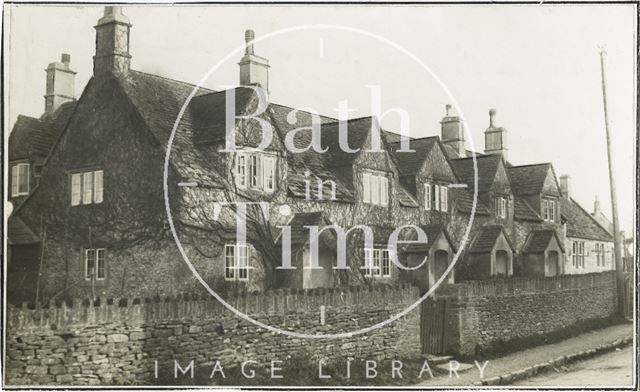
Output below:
[468,225,514,254]
[9,102,76,163]
[451,154,503,194]
[507,163,559,196]
[387,136,439,175]
[522,229,565,253]
[455,190,491,216]
[513,198,542,221]
[560,197,613,242]
[403,224,457,254]
[7,216,39,245]
[115,71,419,207]
[442,145,484,160]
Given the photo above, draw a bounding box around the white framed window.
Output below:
[235,153,247,188]
[363,247,391,278]
[71,170,104,206]
[234,152,276,192]
[495,196,508,219]
[572,241,585,268]
[10,163,30,197]
[440,185,448,212]
[85,248,106,280]
[434,184,441,211]
[263,156,276,193]
[424,183,431,210]
[363,171,389,207]
[224,244,235,280]
[542,199,556,222]
[224,243,250,281]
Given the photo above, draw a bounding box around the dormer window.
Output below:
[71,170,103,206]
[10,162,30,197]
[363,171,389,206]
[234,151,276,193]
[424,182,448,212]
[495,196,508,219]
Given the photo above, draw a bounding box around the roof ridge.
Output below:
[130,69,216,93]
[388,135,438,144]
[509,162,551,169]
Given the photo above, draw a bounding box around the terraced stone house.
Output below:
[7,6,614,304]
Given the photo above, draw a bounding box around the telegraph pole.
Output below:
[599,47,625,316]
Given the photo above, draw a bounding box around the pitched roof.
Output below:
[513,198,542,221]
[117,70,216,147]
[8,216,40,245]
[451,154,503,194]
[468,225,513,254]
[507,163,559,196]
[403,224,456,254]
[442,145,484,160]
[560,197,613,242]
[455,190,491,215]
[388,136,438,175]
[9,102,76,163]
[522,229,565,253]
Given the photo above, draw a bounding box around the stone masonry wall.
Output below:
[438,271,617,357]
[5,284,419,386]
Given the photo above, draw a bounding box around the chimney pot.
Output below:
[245,30,255,55]
[445,104,452,117]
[239,29,269,92]
[489,108,496,127]
[61,53,71,65]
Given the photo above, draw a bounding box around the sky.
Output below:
[4,4,637,234]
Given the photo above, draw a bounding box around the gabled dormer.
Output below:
[388,137,458,215]
[507,163,562,224]
[451,154,514,223]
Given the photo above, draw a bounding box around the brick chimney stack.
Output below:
[440,104,466,157]
[94,6,132,76]
[560,175,571,198]
[484,108,508,159]
[239,29,270,93]
[44,53,76,115]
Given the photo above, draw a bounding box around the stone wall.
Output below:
[5,284,420,386]
[438,271,617,357]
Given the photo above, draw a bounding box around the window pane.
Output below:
[93,170,104,203]
[363,248,373,277]
[363,173,370,203]
[238,245,248,280]
[382,250,390,277]
[371,176,379,205]
[424,183,431,210]
[263,156,275,192]
[434,185,440,211]
[11,165,18,196]
[82,172,93,204]
[373,249,381,276]
[71,173,82,206]
[86,249,96,279]
[380,177,388,206]
[236,154,246,187]
[18,164,29,194]
[225,245,235,279]
[440,186,447,212]
[96,249,105,279]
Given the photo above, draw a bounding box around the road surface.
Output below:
[514,345,635,387]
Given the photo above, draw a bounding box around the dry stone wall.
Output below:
[5,284,420,386]
[438,271,617,357]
